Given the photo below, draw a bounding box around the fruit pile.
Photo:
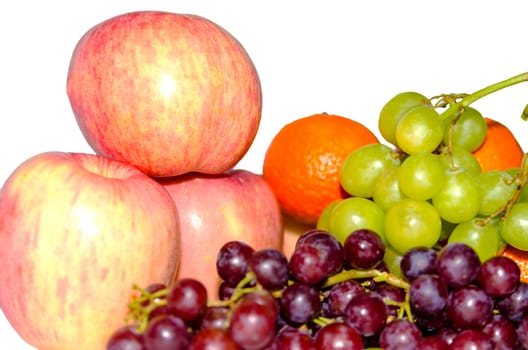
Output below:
[2,7,528,350]
[106,230,528,349]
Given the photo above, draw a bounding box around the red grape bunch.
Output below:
[106,228,528,349]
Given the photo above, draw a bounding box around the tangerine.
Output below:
[472,118,524,172]
[500,244,528,283]
[263,113,379,225]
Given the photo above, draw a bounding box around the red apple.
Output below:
[0,152,181,350]
[158,170,283,297]
[66,11,262,177]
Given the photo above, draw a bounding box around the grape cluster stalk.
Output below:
[105,72,528,349]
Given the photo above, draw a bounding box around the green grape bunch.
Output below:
[318,72,528,263]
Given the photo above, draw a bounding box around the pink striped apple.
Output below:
[158,169,283,297]
[0,152,181,350]
[67,11,262,177]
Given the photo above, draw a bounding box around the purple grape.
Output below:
[496,281,528,323]
[280,283,321,326]
[449,329,493,350]
[445,285,494,330]
[239,290,279,320]
[327,280,365,317]
[216,241,255,287]
[297,231,344,276]
[249,248,289,290]
[149,304,171,321]
[434,326,457,346]
[415,311,448,334]
[417,335,449,350]
[370,283,405,317]
[477,256,520,297]
[228,298,276,350]
[313,322,363,350]
[343,229,385,269]
[344,292,387,337]
[199,306,230,330]
[189,328,240,350]
[167,278,208,323]
[106,325,146,350]
[289,244,330,285]
[409,274,448,317]
[379,318,422,350]
[143,314,191,350]
[517,315,528,349]
[436,243,481,288]
[295,228,329,248]
[218,281,236,301]
[482,314,519,350]
[399,246,438,281]
[276,327,315,349]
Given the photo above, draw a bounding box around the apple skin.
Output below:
[66,11,262,177]
[0,152,181,350]
[158,170,283,297]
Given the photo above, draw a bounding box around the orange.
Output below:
[472,118,524,172]
[500,244,528,283]
[263,113,379,225]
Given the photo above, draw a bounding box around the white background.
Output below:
[1,1,527,348]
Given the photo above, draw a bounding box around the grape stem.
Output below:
[126,284,169,332]
[322,268,410,291]
[438,71,528,121]
[124,266,414,333]
[478,152,528,225]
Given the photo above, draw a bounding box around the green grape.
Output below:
[384,198,442,254]
[328,197,385,244]
[518,184,528,203]
[316,199,341,232]
[437,145,482,177]
[372,166,406,211]
[447,218,499,262]
[443,106,487,152]
[477,170,516,216]
[395,105,444,154]
[383,244,403,278]
[500,202,528,250]
[506,167,528,202]
[397,152,445,201]
[378,91,432,146]
[432,168,481,223]
[495,218,509,254]
[340,143,401,198]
